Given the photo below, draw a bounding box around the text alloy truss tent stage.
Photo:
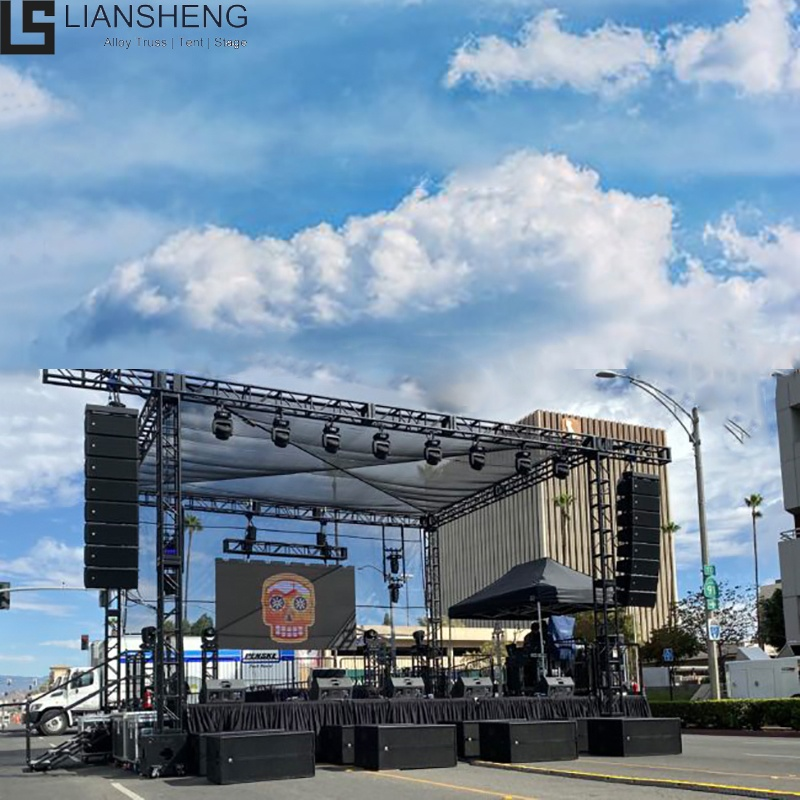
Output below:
[43,368,671,732]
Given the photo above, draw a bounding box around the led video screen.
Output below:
[215,561,356,650]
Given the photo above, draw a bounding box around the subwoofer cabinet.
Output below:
[354,724,457,771]
[316,725,355,764]
[586,717,682,757]
[478,720,578,763]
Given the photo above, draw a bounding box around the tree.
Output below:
[553,492,574,563]
[745,493,764,645]
[761,588,786,650]
[183,513,204,617]
[676,582,754,680]
[382,612,391,626]
[640,624,701,665]
[188,613,215,636]
[574,611,636,644]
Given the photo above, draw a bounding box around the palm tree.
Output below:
[661,521,681,624]
[183,513,204,619]
[745,493,764,646]
[553,493,574,563]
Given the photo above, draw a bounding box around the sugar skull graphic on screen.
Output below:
[261,573,316,643]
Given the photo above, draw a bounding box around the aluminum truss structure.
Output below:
[43,368,671,715]
[222,538,348,561]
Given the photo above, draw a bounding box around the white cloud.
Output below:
[0,374,105,509]
[0,538,85,589]
[0,64,63,128]
[445,9,661,95]
[668,0,800,94]
[0,654,35,663]
[74,151,674,335]
[40,640,82,650]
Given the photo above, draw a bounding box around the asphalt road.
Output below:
[2,729,800,800]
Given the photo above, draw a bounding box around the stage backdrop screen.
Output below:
[215,561,356,650]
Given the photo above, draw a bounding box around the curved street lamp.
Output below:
[596,370,721,701]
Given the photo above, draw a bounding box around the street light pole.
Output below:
[596,371,721,700]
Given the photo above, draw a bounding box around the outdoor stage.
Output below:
[187,696,651,734]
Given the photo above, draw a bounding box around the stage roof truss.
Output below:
[44,368,671,527]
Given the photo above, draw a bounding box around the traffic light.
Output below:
[0,582,10,610]
[81,635,90,651]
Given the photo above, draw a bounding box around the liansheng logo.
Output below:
[0,1,247,54]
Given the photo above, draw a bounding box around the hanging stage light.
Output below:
[515,449,533,475]
[141,626,157,649]
[387,550,401,574]
[424,436,442,466]
[469,442,486,471]
[201,626,218,651]
[553,456,571,480]
[322,422,341,454]
[412,629,426,647]
[272,417,291,448]
[389,581,402,604]
[212,407,233,440]
[372,430,391,460]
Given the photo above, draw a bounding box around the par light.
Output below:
[201,626,218,650]
[553,456,570,480]
[322,422,341,454]
[372,430,391,459]
[364,629,379,642]
[272,417,291,448]
[424,437,442,466]
[469,442,486,471]
[141,626,157,649]
[212,408,233,441]
[412,629,426,647]
[515,450,532,475]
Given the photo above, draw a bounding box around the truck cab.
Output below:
[26,668,101,736]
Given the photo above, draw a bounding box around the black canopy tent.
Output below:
[448,557,597,620]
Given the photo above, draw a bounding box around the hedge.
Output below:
[649,699,800,730]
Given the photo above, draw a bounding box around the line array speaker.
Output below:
[84,405,139,590]
[616,470,661,608]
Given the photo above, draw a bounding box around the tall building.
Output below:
[775,371,800,642]
[440,409,676,644]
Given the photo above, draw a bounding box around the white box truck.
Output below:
[726,657,800,699]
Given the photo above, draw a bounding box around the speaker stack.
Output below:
[84,405,140,590]
[616,471,661,608]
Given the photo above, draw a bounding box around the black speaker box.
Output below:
[310,676,353,700]
[85,434,138,460]
[202,679,248,703]
[449,721,481,759]
[84,545,138,569]
[316,725,355,764]
[85,406,139,438]
[85,478,138,504]
[85,456,138,482]
[354,725,457,771]
[617,509,660,529]
[479,720,578,763]
[139,731,190,778]
[617,472,660,496]
[617,558,660,577]
[451,676,493,698]
[386,676,425,698]
[84,566,138,590]
[311,668,346,680]
[617,493,661,513]
[193,730,279,777]
[85,500,139,525]
[586,717,681,757]
[617,574,659,593]
[617,541,660,562]
[85,523,138,547]
[617,526,660,545]
[206,731,315,785]
[537,676,575,698]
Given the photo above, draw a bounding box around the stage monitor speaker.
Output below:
[310,676,353,701]
[537,676,575,698]
[202,679,248,703]
[84,566,138,590]
[451,676,493,699]
[84,545,138,569]
[84,405,139,591]
[386,676,425,698]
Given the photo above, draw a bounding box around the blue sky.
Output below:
[1,0,799,675]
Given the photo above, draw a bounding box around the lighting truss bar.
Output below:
[42,369,671,460]
[222,539,349,562]
[139,493,421,528]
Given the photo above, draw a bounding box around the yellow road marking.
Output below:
[582,757,800,783]
[475,760,800,798]
[363,770,540,800]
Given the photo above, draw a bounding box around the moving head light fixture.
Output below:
[212,407,233,440]
[553,455,571,480]
[469,441,487,471]
[424,436,443,466]
[372,430,391,459]
[515,449,533,475]
[322,421,341,454]
[272,415,291,448]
